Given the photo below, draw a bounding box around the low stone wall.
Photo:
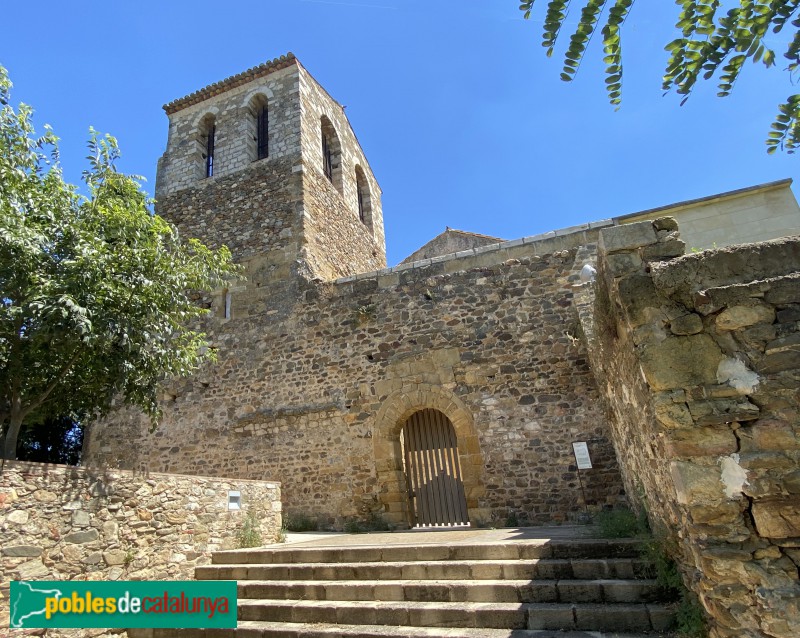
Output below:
[0,461,281,632]
[581,219,800,638]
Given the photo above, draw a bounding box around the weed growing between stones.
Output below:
[641,538,683,598]
[237,509,263,548]
[284,512,319,532]
[344,519,364,533]
[276,523,287,544]
[675,590,707,638]
[354,304,377,325]
[595,507,707,637]
[344,512,391,534]
[642,539,707,637]
[594,507,648,538]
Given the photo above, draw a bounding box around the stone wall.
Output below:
[298,65,386,279]
[0,461,281,631]
[156,60,301,198]
[157,155,303,266]
[86,226,626,529]
[580,219,800,638]
[154,56,385,285]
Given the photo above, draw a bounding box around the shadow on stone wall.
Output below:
[578,219,800,638]
[1,460,281,636]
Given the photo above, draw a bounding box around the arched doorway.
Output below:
[402,409,469,527]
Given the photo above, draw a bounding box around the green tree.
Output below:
[519,0,800,153]
[0,66,239,460]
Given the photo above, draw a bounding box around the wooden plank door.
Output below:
[403,409,469,527]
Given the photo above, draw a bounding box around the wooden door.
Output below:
[402,409,469,527]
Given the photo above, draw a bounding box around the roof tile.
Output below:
[163,53,298,114]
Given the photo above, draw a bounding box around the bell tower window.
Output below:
[355,165,372,229]
[199,114,216,179]
[257,106,269,160]
[205,126,215,177]
[249,94,270,162]
[322,132,333,181]
[320,115,342,193]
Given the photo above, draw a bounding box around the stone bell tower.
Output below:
[154,53,386,301]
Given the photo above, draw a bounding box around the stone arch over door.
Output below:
[373,385,485,528]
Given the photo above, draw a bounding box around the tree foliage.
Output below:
[0,66,240,460]
[519,0,800,153]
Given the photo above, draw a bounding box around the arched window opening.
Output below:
[248,94,269,162]
[199,114,216,178]
[355,165,371,226]
[320,115,342,193]
[322,133,333,181]
[257,106,269,160]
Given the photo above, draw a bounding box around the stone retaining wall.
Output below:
[0,461,281,633]
[581,219,800,638]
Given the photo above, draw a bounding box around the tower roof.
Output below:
[163,53,298,115]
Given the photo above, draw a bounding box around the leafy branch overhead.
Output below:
[0,65,241,459]
[519,0,800,153]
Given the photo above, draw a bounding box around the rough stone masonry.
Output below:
[85,53,625,528]
[84,54,800,637]
[0,460,281,636]
[577,219,800,638]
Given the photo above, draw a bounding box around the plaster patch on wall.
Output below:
[720,453,749,499]
[717,357,760,394]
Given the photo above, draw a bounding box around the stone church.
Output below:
[84,53,799,531]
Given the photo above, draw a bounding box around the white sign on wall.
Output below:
[572,442,593,470]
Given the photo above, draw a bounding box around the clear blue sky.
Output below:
[3,1,798,265]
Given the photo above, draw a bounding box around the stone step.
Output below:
[237,599,675,632]
[237,579,663,604]
[197,558,653,582]
[130,622,673,638]
[213,540,642,565]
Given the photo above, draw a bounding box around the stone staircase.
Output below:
[130,532,678,637]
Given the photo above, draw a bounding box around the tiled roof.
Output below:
[163,53,298,115]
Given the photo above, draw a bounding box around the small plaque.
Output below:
[572,442,592,470]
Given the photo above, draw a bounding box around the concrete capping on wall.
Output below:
[0,460,282,628]
[335,219,615,286]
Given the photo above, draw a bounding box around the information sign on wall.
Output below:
[572,442,593,470]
